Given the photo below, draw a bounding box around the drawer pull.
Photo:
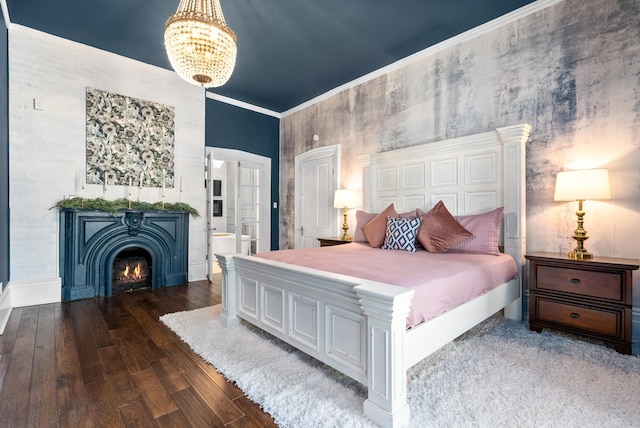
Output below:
[570,278,581,284]
[569,312,580,319]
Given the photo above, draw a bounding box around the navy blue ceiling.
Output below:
[6,0,535,113]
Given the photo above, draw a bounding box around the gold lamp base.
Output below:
[340,207,352,241]
[568,248,593,260]
[567,199,593,260]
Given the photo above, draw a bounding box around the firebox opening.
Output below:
[112,247,152,294]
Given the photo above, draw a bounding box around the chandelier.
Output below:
[164,0,237,88]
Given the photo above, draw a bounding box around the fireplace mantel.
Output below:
[59,209,189,301]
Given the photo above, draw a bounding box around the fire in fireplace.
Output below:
[112,247,152,294]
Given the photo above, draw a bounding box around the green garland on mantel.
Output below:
[55,197,200,217]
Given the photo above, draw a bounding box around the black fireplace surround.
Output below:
[59,209,189,301]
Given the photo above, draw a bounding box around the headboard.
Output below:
[359,124,531,267]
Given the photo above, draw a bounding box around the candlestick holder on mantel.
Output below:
[127,178,133,209]
[161,169,166,209]
[103,171,108,199]
[138,172,144,202]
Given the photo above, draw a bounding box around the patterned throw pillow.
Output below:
[382,216,421,252]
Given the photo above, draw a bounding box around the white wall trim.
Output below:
[0,278,62,334]
[206,92,281,119]
[1,0,10,29]
[188,262,207,282]
[0,284,11,334]
[206,147,273,166]
[7,277,61,308]
[281,0,562,117]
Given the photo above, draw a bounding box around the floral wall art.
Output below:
[86,88,175,188]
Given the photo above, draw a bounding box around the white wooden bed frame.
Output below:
[216,124,531,427]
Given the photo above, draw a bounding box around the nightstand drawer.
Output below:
[534,296,623,338]
[535,265,622,301]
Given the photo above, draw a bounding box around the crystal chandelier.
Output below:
[164,0,237,88]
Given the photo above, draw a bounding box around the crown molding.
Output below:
[1,0,10,29]
[281,0,561,118]
[206,91,281,119]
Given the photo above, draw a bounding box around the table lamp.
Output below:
[333,189,357,241]
[553,168,611,259]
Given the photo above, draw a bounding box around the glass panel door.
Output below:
[237,161,260,255]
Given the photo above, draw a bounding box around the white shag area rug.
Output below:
[160,306,640,428]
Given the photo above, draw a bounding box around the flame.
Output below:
[121,261,143,281]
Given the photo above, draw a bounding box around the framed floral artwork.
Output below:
[86,88,175,188]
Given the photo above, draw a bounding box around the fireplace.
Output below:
[112,247,152,294]
[59,209,189,301]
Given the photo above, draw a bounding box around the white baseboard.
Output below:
[188,262,207,282]
[7,277,62,308]
[0,285,11,335]
[1,278,61,334]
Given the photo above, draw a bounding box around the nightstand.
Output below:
[525,252,639,354]
[317,237,352,247]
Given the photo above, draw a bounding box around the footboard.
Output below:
[216,253,415,428]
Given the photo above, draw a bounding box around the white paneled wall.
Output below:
[8,25,207,305]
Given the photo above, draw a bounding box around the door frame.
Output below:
[294,145,340,248]
[205,147,271,263]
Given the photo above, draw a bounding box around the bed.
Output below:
[216,124,531,427]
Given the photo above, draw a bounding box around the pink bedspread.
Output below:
[256,243,518,328]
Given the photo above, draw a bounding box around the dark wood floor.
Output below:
[0,278,277,427]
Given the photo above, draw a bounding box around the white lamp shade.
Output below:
[333,189,358,208]
[554,169,611,201]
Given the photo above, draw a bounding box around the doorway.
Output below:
[205,148,271,279]
[294,145,340,248]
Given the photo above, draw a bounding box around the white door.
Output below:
[295,145,339,248]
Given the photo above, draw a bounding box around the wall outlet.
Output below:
[33,98,45,111]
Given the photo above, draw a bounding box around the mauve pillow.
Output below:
[363,203,398,248]
[398,210,418,219]
[418,201,472,253]
[353,210,377,242]
[353,207,415,243]
[448,207,504,255]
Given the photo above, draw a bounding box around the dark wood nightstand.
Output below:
[317,237,352,247]
[525,252,639,354]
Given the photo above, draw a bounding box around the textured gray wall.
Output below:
[280,0,640,304]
